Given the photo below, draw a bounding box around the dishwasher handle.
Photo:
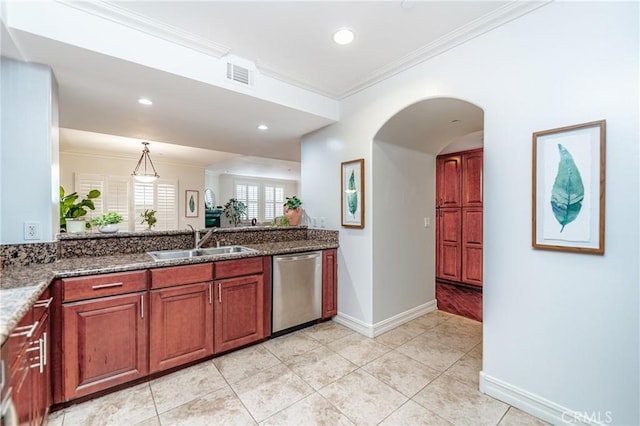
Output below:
[276,253,320,262]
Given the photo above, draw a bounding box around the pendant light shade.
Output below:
[132,142,159,183]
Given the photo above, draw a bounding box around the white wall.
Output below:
[1,58,59,243]
[60,152,205,229]
[301,2,639,424]
[372,140,436,324]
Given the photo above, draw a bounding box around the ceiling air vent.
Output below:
[226,62,253,86]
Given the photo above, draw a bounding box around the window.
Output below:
[235,183,259,221]
[74,173,104,222]
[234,181,286,223]
[134,179,178,231]
[264,185,284,221]
[75,174,177,232]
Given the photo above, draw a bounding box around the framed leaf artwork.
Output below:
[341,159,364,229]
[532,120,606,254]
[185,190,199,218]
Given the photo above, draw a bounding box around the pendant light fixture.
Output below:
[132,142,159,183]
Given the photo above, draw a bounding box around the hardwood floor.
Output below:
[436,280,483,322]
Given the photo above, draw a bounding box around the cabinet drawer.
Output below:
[62,271,148,302]
[150,263,213,289]
[214,257,263,279]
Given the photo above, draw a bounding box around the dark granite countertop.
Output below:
[0,239,337,346]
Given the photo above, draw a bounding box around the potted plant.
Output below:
[90,212,123,233]
[60,186,101,233]
[283,196,302,226]
[223,198,246,227]
[140,209,157,230]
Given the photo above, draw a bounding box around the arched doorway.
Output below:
[372,97,484,322]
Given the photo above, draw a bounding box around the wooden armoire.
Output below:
[436,148,483,287]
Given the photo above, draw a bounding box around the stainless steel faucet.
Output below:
[195,227,218,249]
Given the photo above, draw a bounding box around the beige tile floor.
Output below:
[47,311,548,426]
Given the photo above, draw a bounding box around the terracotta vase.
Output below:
[285,208,301,226]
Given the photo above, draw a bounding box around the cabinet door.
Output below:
[322,249,338,319]
[149,282,214,373]
[30,310,51,426]
[436,208,462,281]
[62,292,148,401]
[461,208,483,286]
[214,275,264,354]
[462,149,483,207]
[437,155,461,208]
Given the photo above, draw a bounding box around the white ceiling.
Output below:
[3,1,545,177]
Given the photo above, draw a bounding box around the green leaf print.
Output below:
[550,143,584,232]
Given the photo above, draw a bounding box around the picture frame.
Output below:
[185,190,199,218]
[341,159,365,229]
[532,120,606,254]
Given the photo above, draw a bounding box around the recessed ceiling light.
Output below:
[257,124,269,131]
[138,98,153,106]
[333,28,355,45]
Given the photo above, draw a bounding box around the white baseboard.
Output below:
[480,372,606,426]
[332,299,438,338]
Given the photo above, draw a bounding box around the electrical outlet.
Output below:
[24,222,41,240]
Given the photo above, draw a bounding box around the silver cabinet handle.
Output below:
[33,297,53,309]
[42,331,47,367]
[140,295,144,319]
[218,283,222,303]
[209,283,212,305]
[11,320,38,338]
[92,282,124,290]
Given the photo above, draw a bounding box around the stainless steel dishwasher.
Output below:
[272,251,322,334]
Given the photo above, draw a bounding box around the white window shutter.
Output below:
[74,173,104,221]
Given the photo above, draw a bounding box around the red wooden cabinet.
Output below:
[322,249,338,319]
[149,282,214,373]
[436,149,483,286]
[62,292,148,401]
[6,290,52,426]
[437,209,462,282]
[214,274,265,354]
[149,263,214,372]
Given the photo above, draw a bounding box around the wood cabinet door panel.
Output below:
[62,293,147,400]
[214,275,264,353]
[149,282,213,372]
[322,249,338,319]
[437,209,461,281]
[214,257,263,279]
[150,263,212,289]
[462,149,483,207]
[462,208,483,286]
[62,271,147,302]
[437,155,461,208]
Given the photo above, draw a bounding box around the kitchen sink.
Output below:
[148,245,257,261]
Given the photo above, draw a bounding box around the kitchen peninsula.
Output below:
[0,226,338,421]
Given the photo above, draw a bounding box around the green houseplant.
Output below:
[283,196,302,226]
[59,186,101,233]
[223,198,246,227]
[90,212,123,233]
[140,209,157,230]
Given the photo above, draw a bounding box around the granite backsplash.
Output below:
[1,226,339,268]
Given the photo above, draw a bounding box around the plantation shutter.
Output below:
[156,181,178,230]
[264,185,285,221]
[105,177,130,231]
[134,180,177,231]
[74,173,104,222]
[235,183,259,222]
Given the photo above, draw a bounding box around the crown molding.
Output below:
[55,0,550,100]
[56,0,231,58]
[337,0,552,99]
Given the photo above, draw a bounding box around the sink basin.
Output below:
[148,245,257,261]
